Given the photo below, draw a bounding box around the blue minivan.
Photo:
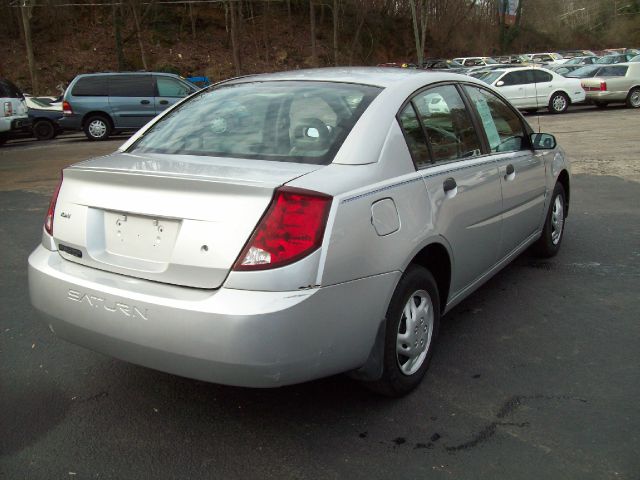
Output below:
[60,72,198,141]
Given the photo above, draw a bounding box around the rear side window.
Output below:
[109,75,154,97]
[398,104,431,167]
[412,85,483,163]
[129,81,381,165]
[71,76,109,96]
[465,86,526,153]
[0,79,23,98]
[532,70,553,83]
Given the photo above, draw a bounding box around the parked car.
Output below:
[453,57,499,67]
[186,75,211,88]
[471,66,586,113]
[580,63,640,108]
[630,55,640,62]
[495,54,530,64]
[562,56,599,66]
[526,52,566,65]
[0,78,30,146]
[565,65,603,79]
[60,72,199,141]
[26,96,64,140]
[420,59,466,73]
[29,68,570,396]
[595,53,636,64]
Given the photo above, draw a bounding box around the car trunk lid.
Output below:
[52,152,322,288]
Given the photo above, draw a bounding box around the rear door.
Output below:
[154,75,195,114]
[463,84,546,258]
[107,75,156,129]
[400,84,503,296]
[529,69,555,106]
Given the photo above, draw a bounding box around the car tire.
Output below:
[548,92,569,114]
[84,115,112,141]
[626,87,640,108]
[532,182,566,258]
[363,265,440,397]
[33,119,56,141]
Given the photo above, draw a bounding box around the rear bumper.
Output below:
[28,245,397,387]
[0,115,30,133]
[585,91,626,102]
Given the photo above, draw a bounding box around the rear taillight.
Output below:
[44,173,63,236]
[600,81,607,91]
[3,101,12,117]
[62,101,73,116]
[233,187,332,271]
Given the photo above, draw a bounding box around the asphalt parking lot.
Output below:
[1,107,639,479]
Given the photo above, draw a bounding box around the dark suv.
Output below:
[61,72,198,141]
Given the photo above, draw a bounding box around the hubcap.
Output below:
[396,289,434,376]
[553,95,567,112]
[551,194,564,245]
[88,120,107,138]
[631,90,640,107]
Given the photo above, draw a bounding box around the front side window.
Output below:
[129,81,381,165]
[502,71,531,86]
[465,85,526,153]
[156,76,193,97]
[412,85,483,163]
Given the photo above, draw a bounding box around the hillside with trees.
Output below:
[1,0,639,95]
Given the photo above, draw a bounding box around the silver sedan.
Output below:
[28,68,570,396]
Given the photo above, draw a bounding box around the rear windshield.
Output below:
[129,81,381,165]
[567,66,600,78]
[0,79,23,98]
[472,71,504,84]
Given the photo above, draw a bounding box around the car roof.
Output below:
[225,67,466,88]
[74,72,182,78]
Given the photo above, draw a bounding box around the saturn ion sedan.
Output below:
[28,68,570,396]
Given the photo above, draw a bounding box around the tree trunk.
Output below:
[348,13,364,66]
[229,1,241,75]
[131,2,148,70]
[113,3,125,70]
[409,0,424,65]
[188,2,197,39]
[310,0,317,66]
[333,0,338,66]
[20,1,37,93]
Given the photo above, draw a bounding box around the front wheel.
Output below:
[548,92,569,114]
[532,182,566,258]
[626,87,640,108]
[363,266,440,397]
[84,115,111,141]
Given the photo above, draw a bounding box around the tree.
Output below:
[409,0,428,65]
[20,0,37,93]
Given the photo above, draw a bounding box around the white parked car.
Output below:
[471,67,586,113]
[452,57,499,68]
[0,78,30,146]
[526,52,566,65]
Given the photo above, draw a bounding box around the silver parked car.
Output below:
[28,68,570,396]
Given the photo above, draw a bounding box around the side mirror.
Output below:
[496,80,505,87]
[530,133,557,150]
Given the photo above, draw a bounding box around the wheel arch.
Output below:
[557,169,570,216]
[550,89,572,105]
[407,241,452,316]
[82,111,114,128]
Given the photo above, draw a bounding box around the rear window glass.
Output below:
[72,76,109,96]
[129,81,381,165]
[0,79,23,98]
[597,66,628,77]
[109,75,154,97]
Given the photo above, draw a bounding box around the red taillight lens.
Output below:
[3,101,12,116]
[62,100,73,116]
[44,173,63,236]
[233,187,332,271]
[600,81,607,91]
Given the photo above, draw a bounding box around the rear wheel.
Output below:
[626,87,640,108]
[532,182,566,258]
[363,266,440,397]
[33,119,56,140]
[548,92,569,114]
[84,115,111,141]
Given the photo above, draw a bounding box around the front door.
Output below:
[154,76,195,114]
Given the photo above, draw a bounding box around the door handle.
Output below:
[159,100,169,105]
[504,164,515,180]
[140,100,150,105]
[443,177,457,194]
